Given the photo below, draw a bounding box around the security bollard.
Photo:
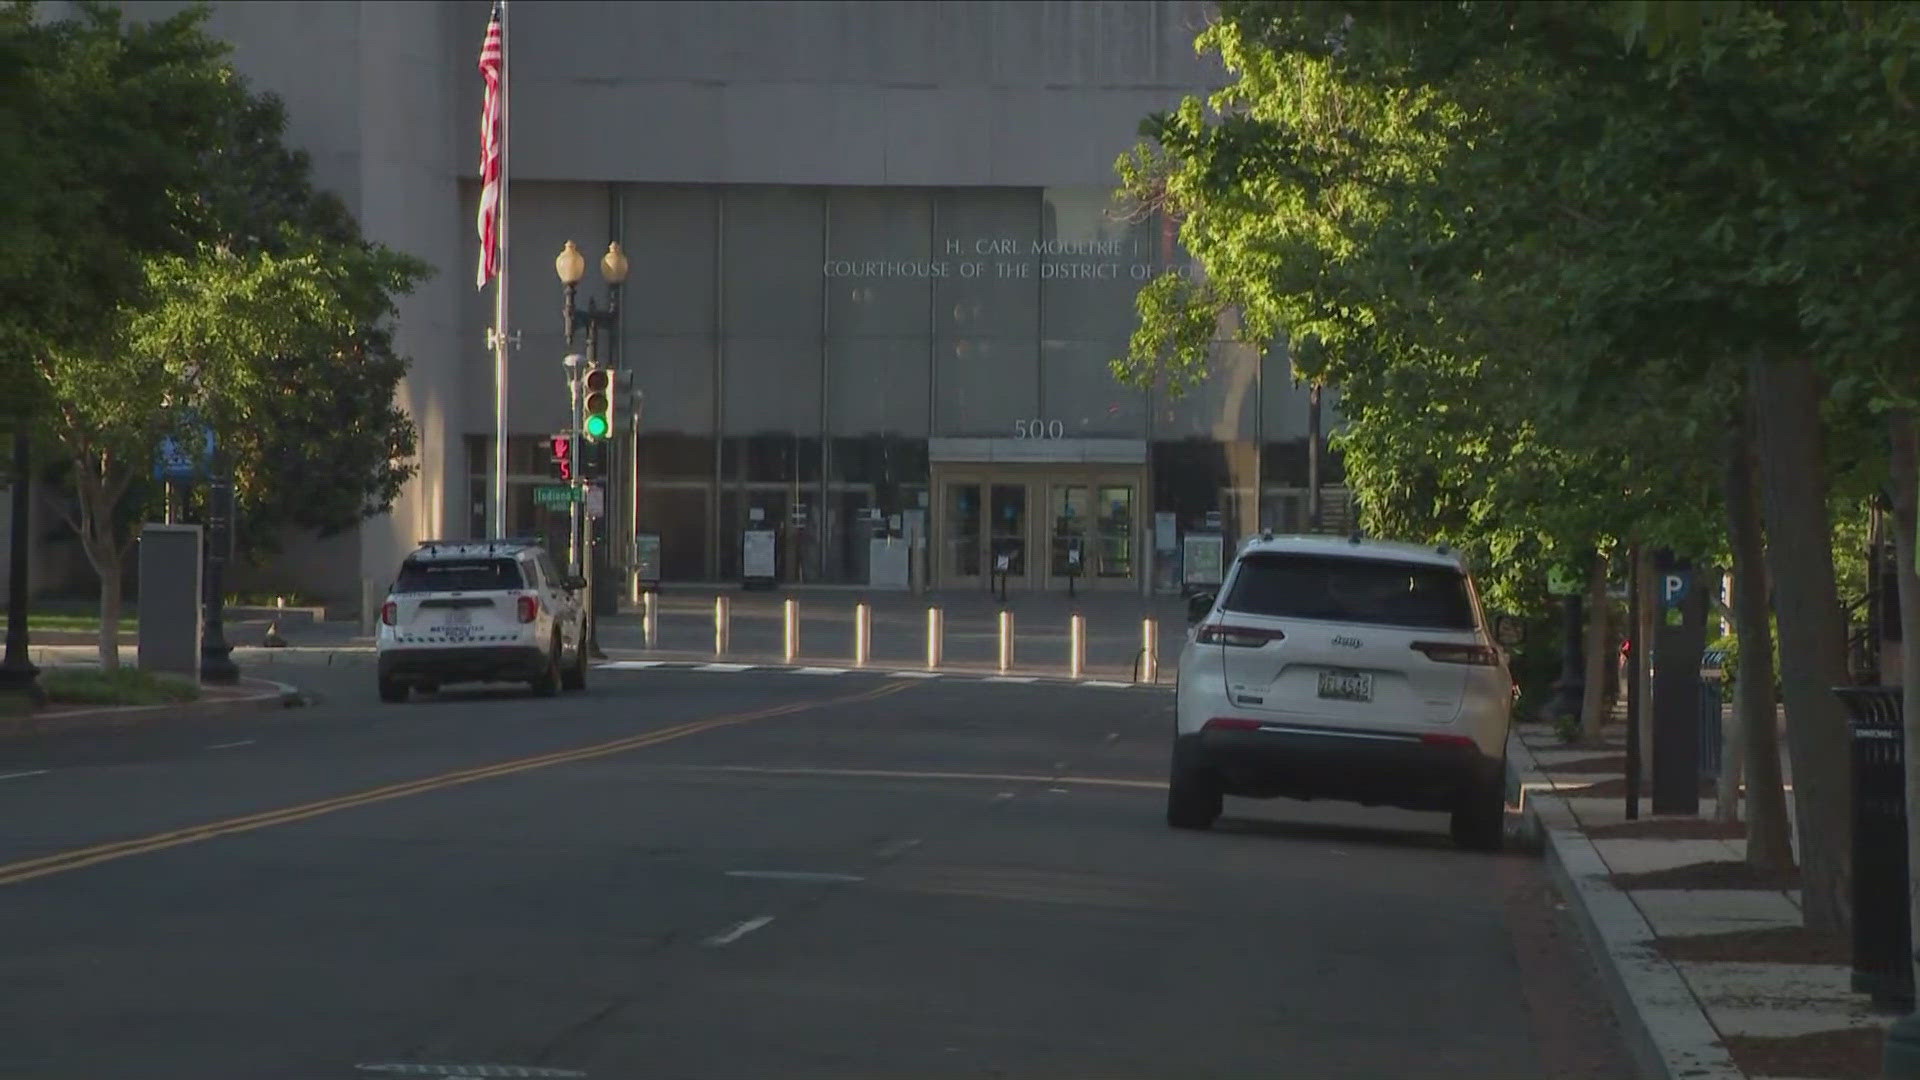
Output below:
[926,606,943,670]
[1068,614,1085,680]
[783,598,799,663]
[1139,618,1159,684]
[853,602,872,667]
[642,590,658,650]
[713,595,730,656]
[998,610,1014,673]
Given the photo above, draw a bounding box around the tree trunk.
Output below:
[96,555,122,671]
[1726,387,1792,869]
[1883,412,1920,996]
[1580,549,1612,742]
[1749,355,1852,933]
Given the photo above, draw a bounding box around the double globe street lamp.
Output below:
[554,240,627,658]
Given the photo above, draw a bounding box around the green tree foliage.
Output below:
[16,3,427,665]
[1115,0,1920,933]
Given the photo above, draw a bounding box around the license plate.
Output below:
[445,609,472,626]
[1317,670,1373,703]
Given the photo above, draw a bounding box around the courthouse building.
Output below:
[87,0,1349,602]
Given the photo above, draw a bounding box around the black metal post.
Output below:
[1625,547,1642,820]
[199,450,238,684]
[0,432,41,700]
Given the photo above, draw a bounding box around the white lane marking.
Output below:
[992,792,1015,802]
[984,676,1037,684]
[704,915,775,947]
[1082,680,1133,689]
[791,667,849,675]
[874,837,922,859]
[598,660,664,670]
[1046,787,1069,794]
[206,739,256,750]
[0,770,48,781]
[725,870,866,884]
[887,671,940,679]
[697,663,756,672]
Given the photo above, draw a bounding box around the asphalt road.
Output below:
[0,665,1634,1079]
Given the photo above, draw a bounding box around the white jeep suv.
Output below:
[375,539,588,702]
[1171,535,1518,849]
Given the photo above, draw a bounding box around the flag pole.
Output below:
[490,0,511,538]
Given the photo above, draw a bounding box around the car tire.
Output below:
[530,636,562,698]
[1450,763,1508,851]
[1166,738,1223,830]
[378,676,409,704]
[561,622,588,692]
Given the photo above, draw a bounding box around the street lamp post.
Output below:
[556,240,628,660]
[0,432,42,702]
[199,447,238,684]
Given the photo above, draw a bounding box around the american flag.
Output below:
[475,2,503,289]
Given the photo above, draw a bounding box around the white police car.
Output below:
[375,539,588,702]
[1171,534,1520,849]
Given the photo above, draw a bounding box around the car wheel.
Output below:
[561,621,588,692]
[378,676,409,704]
[530,636,562,698]
[1166,738,1222,830]
[1450,764,1508,851]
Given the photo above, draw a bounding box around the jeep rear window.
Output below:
[393,558,523,593]
[1222,554,1476,630]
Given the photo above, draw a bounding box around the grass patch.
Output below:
[40,667,199,707]
[0,609,136,633]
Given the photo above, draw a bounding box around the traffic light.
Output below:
[583,367,615,441]
[548,433,573,481]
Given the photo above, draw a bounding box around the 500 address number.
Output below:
[1013,419,1066,440]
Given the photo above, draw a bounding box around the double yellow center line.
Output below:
[0,680,910,888]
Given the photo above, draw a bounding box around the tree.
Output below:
[1112,0,1847,927]
[22,3,426,666]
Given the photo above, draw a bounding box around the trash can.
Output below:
[1832,686,1914,1011]
[1699,650,1727,780]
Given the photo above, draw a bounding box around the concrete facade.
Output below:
[81,1,1345,604]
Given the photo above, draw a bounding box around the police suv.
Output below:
[374,539,589,702]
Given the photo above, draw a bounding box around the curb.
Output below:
[1509,733,1743,1080]
[0,677,306,740]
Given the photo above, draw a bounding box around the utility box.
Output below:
[137,524,203,681]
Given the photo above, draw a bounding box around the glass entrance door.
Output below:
[943,481,983,585]
[988,483,1030,586]
[1048,484,1090,587]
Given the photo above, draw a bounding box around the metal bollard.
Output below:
[642,590,658,650]
[926,606,943,670]
[853,602,871,667]
[1068,613,1085,679]
[783,598,799,663]
[997,610,1014,673]
[1139,618,1159,684]
[713,595,730,656]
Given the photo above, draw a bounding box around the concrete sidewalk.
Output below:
[1513,722,1895,1080]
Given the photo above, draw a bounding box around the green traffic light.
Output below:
[585,415,610,439]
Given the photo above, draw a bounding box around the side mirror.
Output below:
[565,575,588,592]
[1493,614,1525,648]
[1186,591,1217,625]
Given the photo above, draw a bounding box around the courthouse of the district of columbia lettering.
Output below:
[66,0,1354,606]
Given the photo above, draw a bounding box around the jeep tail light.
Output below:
[517,594,539,623]
[1196,624,1285,648]
[1412,641,1498,666]
[380,601,396,627]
